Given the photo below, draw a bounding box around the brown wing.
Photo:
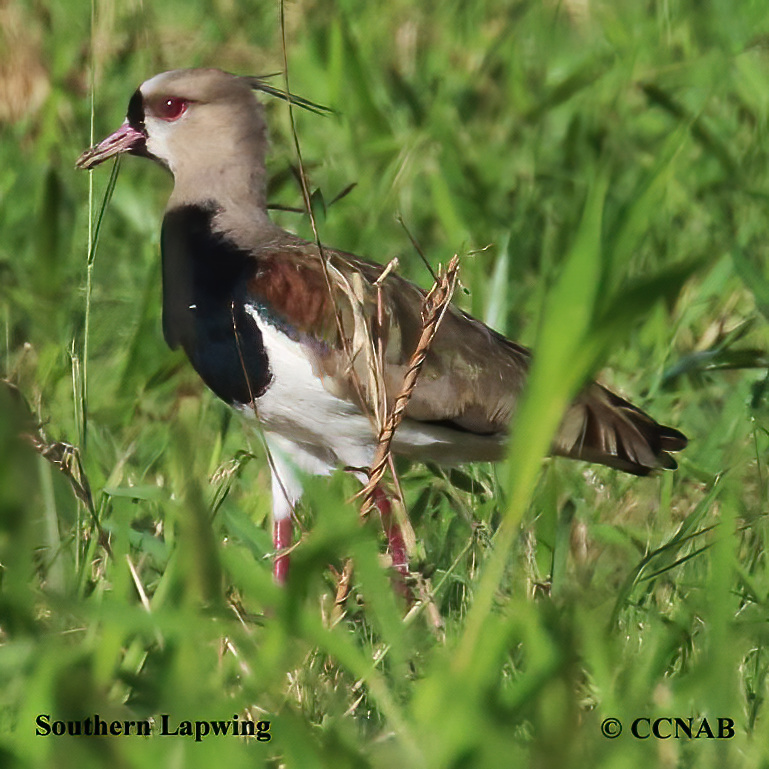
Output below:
[247,242,530,432]
[246,242,686,474]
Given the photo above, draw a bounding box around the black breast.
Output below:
[161,204,272,405]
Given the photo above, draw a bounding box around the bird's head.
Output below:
[76,68,269,177]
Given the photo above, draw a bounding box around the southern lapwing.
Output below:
[77,68,687,585]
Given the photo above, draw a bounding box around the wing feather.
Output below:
[245,242,686,474]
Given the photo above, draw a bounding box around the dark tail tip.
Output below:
[659,425,688,453]
[556,385,688,476]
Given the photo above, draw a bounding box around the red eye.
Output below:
[155,96,189,121]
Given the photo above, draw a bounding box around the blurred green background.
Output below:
[2,0,769,766]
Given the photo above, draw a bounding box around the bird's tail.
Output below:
[554,384,687,476]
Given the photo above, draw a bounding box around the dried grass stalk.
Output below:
[4,379,109,554]
[360,254,461,515]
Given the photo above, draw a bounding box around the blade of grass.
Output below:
[457,172,609,667]
[79,155,121,452]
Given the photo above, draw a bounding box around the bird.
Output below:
[76,68,687,586]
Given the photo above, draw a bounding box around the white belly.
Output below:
[241,304,377,471]
[239,303,506,513]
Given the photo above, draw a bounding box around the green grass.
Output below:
[3,0,769,766]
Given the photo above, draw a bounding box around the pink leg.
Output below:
[273,517,292,584]
[371,487,409,577]
[371,487,413,603]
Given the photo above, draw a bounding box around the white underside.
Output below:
[240,304,505,519]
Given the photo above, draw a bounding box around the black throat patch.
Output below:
[161,204,272,405]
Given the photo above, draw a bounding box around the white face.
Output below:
[139,72,197,173]
[142,112,183,172]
